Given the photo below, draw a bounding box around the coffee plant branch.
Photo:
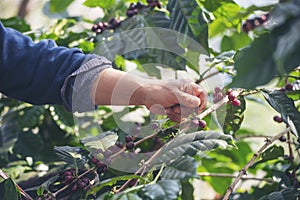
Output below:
[222,127,292,200]
[198,172,274,184]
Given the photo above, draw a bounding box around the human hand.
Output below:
[141,79,207,122]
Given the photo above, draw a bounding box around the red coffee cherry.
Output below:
[231,99,241,107]
[273,115,283,123]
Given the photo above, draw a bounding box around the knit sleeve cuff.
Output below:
[61,55,112,112]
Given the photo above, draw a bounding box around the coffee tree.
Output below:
[0,0,299,199]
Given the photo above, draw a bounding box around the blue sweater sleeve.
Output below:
[0,21,92,105]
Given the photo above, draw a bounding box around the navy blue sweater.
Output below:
[0,21,112,111]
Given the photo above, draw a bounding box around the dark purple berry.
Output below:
[279,136,286,142]
[125,135,133,143]
[231,99,241,107]
[91,24,98,32]
[64,171,72,176]
[96,161,106,168]
[116,141,124,148]
[65,175,74,183]
[71,184,78,192]
[126,141,135,150]
[285,83,293,91]
[78,181,86,190]
[82,178,90,185]
[273,115,283,123]
[198,120,207,129]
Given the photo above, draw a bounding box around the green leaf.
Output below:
[252,145,284,167]
[54,146,87,168]
[109,192,143,200]
[218,95,246,135]
[83,0,115,9]
[86,175,145,197]
[0,178,21,200]
[231,33,277,88]
[259,187,298,200]
[161,156,198,180]
[142,179,181,200]
[262,90,300,137]
[1,17,31,33]
[202,0,235,12]
[93,12,187,72]
[50,0,74,13]
[180,181,194,200]
[80,131,118,154]
[221,32,252,52]
[167,0,209,50]
[152,131,233,167]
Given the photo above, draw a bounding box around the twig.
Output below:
[52,167,96,197]
[222,127,291,200]
[0,169,33,200]
[236,134,273,140]
[198,172,274,183]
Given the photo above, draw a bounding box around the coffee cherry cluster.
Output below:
[227,90,241,107]
[125,135,135,150]
[71,177,90,192]
[191,117,207,129]
[91,1,162,34]
[242,14,270,33]
[63,169,76,184]
[212,87,225,103]
[91,157,108,174]
[91,18,120,34]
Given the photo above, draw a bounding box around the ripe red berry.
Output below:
[198,120,207,129]
[227,93,236,101]
[125,135,133,143]
[285,83,293,91]
[91,157,98,164]
[231,99,241,107]
[273,115,283,123]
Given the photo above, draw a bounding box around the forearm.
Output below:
[92,68,147,106]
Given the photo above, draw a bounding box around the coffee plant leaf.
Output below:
[230,33,277,89]
[219,95,246,135]
[152,131,233,167]
[50,0,74,13]
[18,106,45,129]
[80,131,118,154]
[0,111,22,153]
[104,192,143,200]
[83,0,115,9]
[201,0,236,12]
[262,89,300,138]
[252,145,284,168]
[180,180,194,200]
[167,0,208,51]
[258,186,299,200]
[0,178,21,200]
[54,146,87,168]
[141,179,181,200]
[86,174,146,197]
[94,11,187,72]
[161,156,198,180]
